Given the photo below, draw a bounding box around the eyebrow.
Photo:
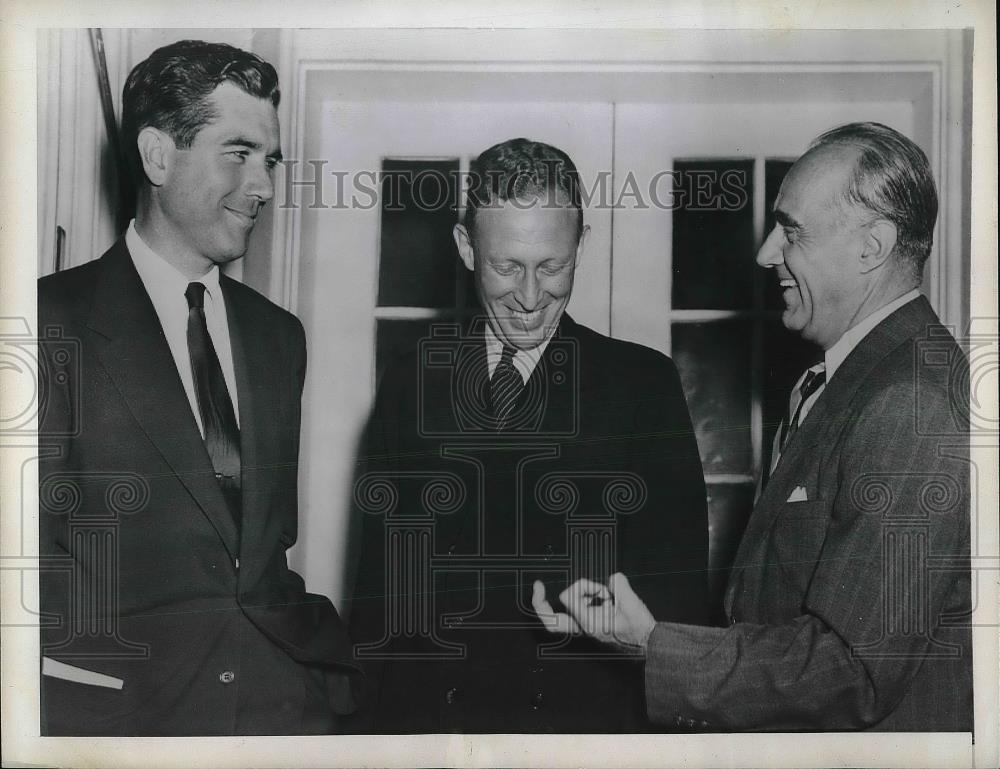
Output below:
[773,209,802,229]
[222,136,283,161]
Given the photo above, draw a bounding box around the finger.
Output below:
[559,578,611,610]
[532,580,551,614]
[608,572,632,598]
[532,580,580,634]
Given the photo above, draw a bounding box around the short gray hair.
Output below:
[811,122,937,281]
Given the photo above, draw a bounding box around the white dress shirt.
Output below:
[125,220,240,436]
[484,323,555,384]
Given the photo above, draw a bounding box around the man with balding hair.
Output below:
[536,122,972,732]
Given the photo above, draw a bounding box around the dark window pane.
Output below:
[761,319,822,457]
[763,159,797,311]
[672,159,754,309]
[378,158,460,308]
[706,482,755,623]
[672,321,753,474]
[375,319,440,388]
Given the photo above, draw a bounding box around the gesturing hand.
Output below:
[531,580,582,635]
[531,573,656,655]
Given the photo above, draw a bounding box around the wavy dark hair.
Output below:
[121,40,279,183]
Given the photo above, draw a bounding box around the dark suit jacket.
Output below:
[643,296,972,731]
[37,240,360,735]
[345,314,708,733]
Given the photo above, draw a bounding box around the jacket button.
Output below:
[444,687,458,705]
[698,719,709,729]
[673,714,685,727]
[531,691,544,710]
[218,670,236,684]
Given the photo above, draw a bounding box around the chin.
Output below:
[503,332,545,351]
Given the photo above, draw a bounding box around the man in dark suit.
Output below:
[536,122,972,731]
[37,40,359,735]
[345,138,708,733]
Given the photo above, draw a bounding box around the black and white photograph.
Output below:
[1,2,997,767]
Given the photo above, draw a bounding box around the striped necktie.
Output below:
[761,363,826,491]
[491,344,524,430]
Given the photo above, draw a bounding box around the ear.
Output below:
[574,224,591,266]
[136,126,174,187]
[859,218,897,274]
[454,223,476,272]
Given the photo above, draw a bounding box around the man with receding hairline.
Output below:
[347,137,708,733]
[536,122,972,732]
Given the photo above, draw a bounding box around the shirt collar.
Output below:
[126,219,222,302]
[484,322,557,384]
[824,289,921,381]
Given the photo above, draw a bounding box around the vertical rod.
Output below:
[750,155,766,481]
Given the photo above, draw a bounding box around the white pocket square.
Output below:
[42,657,124,690]
[786,486,809,503]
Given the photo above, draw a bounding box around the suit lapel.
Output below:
[86,241,239,559]
[756,295,939,530]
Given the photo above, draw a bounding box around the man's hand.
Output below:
[532,573,656,655]
[531,580,582,635]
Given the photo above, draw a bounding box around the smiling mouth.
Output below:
[779,278,799,290]
[506,307,546,327]
[225,208,257,227]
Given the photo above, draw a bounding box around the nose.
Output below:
[245,159,275,204]
[756,225,784,268]
[516,270,541,310]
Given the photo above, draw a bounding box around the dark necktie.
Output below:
[779,364,827,452]
[491,344,524,430]
[185,282,242,527]
[761,363,826,492]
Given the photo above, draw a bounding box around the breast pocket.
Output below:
[770,500,831,591]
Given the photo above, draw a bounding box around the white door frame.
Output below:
[269,28,968,330]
